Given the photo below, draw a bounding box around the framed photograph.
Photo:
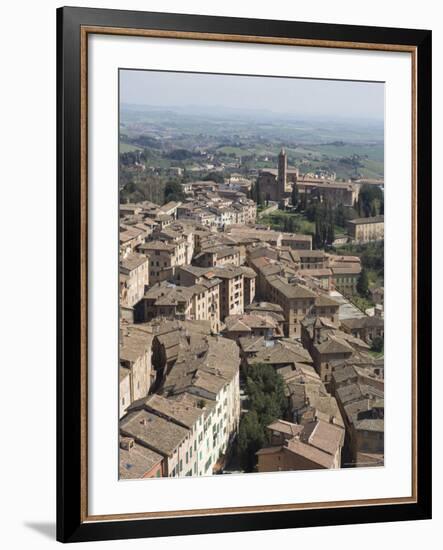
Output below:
[57,6,432,543]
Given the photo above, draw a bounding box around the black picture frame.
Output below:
[57,6,432,543]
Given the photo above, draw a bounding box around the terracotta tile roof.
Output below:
[120,409,189,457]
[119,437,163,479]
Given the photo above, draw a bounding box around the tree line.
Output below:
[355,184,384,217]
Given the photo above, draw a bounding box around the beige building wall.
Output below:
[142,240,188,284]
[243,277,256,308]
[191,285,220,332]
[219,275,244,320]
[348,218,384,243]
[257,448,324,472]
[120,258,149,307]
[120,349,152,406]
[119,370,131,418]
[333,273,359,294]
[268,284,315,337]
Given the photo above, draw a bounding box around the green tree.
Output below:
[326,220,335,245]
[325,202,335,245]
[335,203,346,228]
[371,336,384,353]
[356,196,363,217]
[258,191,265,207]
[291,183,299,209]
[306,203,318,222]
[237,364,288,471]
[203,171,224,184]
[314,217,323,249]
[357,268,370,297]
[288,216,298,233]
[359,184,383,218]
[247,184,254,200]
[164,180,185,203]
[237,411,265,472]
[254,179,265,206]
[250,182,257,202]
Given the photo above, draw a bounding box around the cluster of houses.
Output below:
[120,319,241,478]
[118,181,384,479]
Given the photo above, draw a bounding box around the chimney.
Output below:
[120,437,134,451]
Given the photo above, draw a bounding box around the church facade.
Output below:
[256,149,297,202]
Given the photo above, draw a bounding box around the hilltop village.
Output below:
[119,149,384,479]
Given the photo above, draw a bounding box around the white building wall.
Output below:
[119,373,131,419]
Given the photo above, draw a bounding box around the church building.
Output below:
[256,149,298,202]
[256,148,358,207]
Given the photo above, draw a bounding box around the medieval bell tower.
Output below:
[277,148,287,199]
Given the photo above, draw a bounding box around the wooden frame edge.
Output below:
[81,25,417,53]
[84,496,417,523]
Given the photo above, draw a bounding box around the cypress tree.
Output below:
[357,268,369,297]
[291,183,299,208]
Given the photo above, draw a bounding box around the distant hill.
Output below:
[120,103,383,145]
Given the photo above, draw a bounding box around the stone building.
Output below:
[283,366,344,429]
[311,294,341,325]
[328,255,362,295]
[296,179,358,207]
[150,319,213,384]
[300,316,370,384]
[263,275,317,338]
[221,313,283,341]
[176,265,247,321]
[256,147,358,206]
[119,323,153,417]
[161,336,241,473]
[124,393,215,478]
[341,316,384,344]
[256,418,344,472]
[256,149,298,202]
[119,252,150,307]
[119,436,164,479]
[281,233,312,250]
[119,225,146,256]
[137,239,187,284]
[347,215,384,243]
[137,280,221,332]
[120,408,192,477]
[193,246,241,268]
[332,374,384,467]
[242,338,313,372]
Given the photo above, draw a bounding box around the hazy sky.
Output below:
[120,69,384,120]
